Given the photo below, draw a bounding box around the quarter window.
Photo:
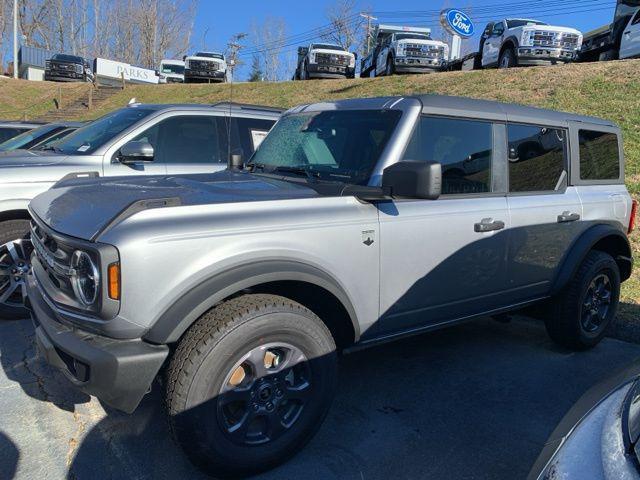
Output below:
[507,124,567,192]
[403,116,493,195]
[579,130,621,180]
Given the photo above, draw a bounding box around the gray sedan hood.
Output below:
[0,149,66,167]
[30,170,320,240]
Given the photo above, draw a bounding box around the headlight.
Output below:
[348,55,356,68]
[70,250,100,306]
[45,61,51,69]
[309,53,316,64]
[396,44,406,56]
[521,29,535,47]
[76,64,84,74]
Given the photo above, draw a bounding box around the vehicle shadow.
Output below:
[0,318,90,412]
[610,302,640,343]
[0,430,19,479]
[65,316,640,480]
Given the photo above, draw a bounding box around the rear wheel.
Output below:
[0,220,32,320]
[499,48,517,69]
[166,294,338,478]
[544,250,620,350]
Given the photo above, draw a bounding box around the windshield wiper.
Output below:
[42,146,62,153]
[272,166,320,180]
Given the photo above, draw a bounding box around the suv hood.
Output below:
[310,48,354,57]
[0,149,67,168]
[29,170,320,240]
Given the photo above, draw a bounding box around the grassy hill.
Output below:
[1,60,639,314]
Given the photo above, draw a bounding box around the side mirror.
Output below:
[382,161,442,200]
[119,141,154,163]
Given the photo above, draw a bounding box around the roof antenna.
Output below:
[226,33,246,163]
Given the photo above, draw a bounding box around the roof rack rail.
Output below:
[211,102,284,113]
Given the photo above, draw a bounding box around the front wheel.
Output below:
[0,220,32,320]
[385,56,395,76]
[544,250,620,350]
[499,48,517,69]
[166,294,338,478]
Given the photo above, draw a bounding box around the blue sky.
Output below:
[193,0,618,79]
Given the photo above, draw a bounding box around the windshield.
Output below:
[249,110,402,185]
[194,52,224,60]
[52,108,154,155]
[0,124,60,152]
[311,44,345,51]
[161,63,185,74]
[395,33,431,41]
[52,54,83,63]
[507,19,548,28]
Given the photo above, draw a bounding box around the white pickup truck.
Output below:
[479,18,583,68]
[158,59,185,83]
[184,51,227,83]
[360,25,449,77]
[294,43,356,80]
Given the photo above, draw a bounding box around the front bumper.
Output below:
[518,47,578,65]
[394,57,442,73]
[184,68,226,81]
[26,270,169,413]
[306,64,355,79]
[44,71,85,82]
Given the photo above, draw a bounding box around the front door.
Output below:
[377,115,510,337]
[620,9,640,59]
[482,21,504,67]
[504,123,584,303]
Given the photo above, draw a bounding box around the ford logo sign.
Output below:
[440,9,475,38]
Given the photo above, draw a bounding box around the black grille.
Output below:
[315,52,350,66]
[31,222,74,293]
[405,44,445,58]
[189,60,219,71]
[532,31,580,49]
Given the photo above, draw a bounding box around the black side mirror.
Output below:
[382,161,442,200]
[119,140,154,163]
[228,153,243,170]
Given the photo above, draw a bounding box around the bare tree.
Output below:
[322,0,363,51]
[251,16,287,82]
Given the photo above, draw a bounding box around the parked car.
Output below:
[528,359,640,479]
[360,25,448,77]
[294,43,356,80]
[0,102,280,319]
[580,0,640,61]
[184,51,227,83]
[26,95,635,477]
[0,121,84,152]
[158,59,185,84]
[45,53,95,83]
[479,18,583,68]
[0,121,44,144]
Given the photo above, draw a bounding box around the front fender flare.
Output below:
[551,224,632,295]
[143,259,360,345]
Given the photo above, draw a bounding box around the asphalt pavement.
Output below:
[1,316,639,480]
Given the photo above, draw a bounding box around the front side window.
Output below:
[148,115,227,165]
[249,110,402,185]
[579,130,621,180]
[403,116,493,195]
[54,107,154,155]
[232,117,276,159]
[508,124,567,192]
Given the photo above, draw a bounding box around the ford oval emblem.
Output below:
[440,9,475,38]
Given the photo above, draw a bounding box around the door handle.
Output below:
[474,218,505,233]
[557,212,580,223]
[625,31,631,35]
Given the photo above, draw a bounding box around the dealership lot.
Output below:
[1,315,639,480]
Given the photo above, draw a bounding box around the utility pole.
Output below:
[360,13,377,55]
[13,0,18,79]
[226,33,247,83]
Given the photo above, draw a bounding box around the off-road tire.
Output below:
[166,294,338,478]
[499,47,517,69]
[544,250,620,350]
[0,219,31,320]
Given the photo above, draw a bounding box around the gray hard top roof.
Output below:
[288,95,617,128]
[127,102,283,117]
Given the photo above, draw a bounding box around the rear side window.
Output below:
[508,124,567,192]
[579,130,621,180]
[403,116,493,195]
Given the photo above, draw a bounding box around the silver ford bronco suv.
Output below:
[26,95,635,477]
[0,102,280,319]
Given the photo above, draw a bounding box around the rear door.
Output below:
[377,115,510,336]
[620,9,640,59]
[505,122,584,303]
